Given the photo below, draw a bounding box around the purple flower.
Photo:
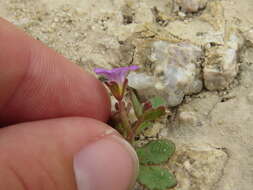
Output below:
[94,65,139,100]
[94,65,139,84]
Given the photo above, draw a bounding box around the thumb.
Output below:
[0,117,138,190]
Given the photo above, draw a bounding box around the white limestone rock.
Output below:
[173,0,209,13]
[143,123,164,138]
[128,40,203,106]
[203,32,244,90]
[178,111,198,126]
[244,29,253,45]
[168,144,228,190]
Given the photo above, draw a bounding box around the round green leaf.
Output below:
[136,139,175,165]
[138,166,177,190]
[143,107,166,121]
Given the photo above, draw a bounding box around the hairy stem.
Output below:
[129,118,144,142]
[118,100,133,141]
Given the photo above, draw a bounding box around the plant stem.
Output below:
[129,118,143,142]
[118,100,133,141]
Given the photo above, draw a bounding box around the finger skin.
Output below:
[0,117,136,190]
[0,18,110,125]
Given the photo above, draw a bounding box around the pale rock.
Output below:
[119,0,173,26]
[143,123,164,137]
[128,40,203,106]
[128,72,155,90]
[247,92,253,104]
[178,11,186,18]
[244,29,253,45]
[168,144,228,190]
[178,111,197,126]
[243,47,253,64]
[199,0,225,31]
[173,0,209,13]
[80,31,135,71]
[164,8,225,46]
[203,32,244,90]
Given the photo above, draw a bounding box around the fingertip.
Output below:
[74,135,138,190]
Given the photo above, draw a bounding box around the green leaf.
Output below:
[136,121,153,135]
[150,96,167,108]
[138,166,177,190]
[143,107,166,121]
[130,89,143,118]
[136,139,175,165]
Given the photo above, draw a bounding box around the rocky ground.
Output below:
[0,0,252,190]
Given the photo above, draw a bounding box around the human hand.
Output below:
[0,18,138,190]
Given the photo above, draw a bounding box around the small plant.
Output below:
[94,65,177,190]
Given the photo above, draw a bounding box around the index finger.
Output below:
[0,18,110,126]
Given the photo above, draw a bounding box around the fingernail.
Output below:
[74,135,139,190]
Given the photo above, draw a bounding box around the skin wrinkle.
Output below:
[0,47,32,119]
[34,144,76,190]
[1,138,69,190]
[6,164,28,190]
[0,19,31,114]
[6,157,63,190]
[17,47,54,118]
[36,158,60,190]
[24,46,66,119]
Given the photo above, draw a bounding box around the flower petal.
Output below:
[128,65,139,70]
[94,68,111,75]
[94,65,139,83]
